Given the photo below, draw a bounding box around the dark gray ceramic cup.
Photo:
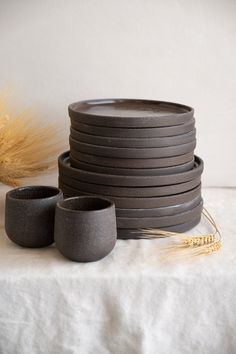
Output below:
[5,186,63,248]
[54,196,117,262]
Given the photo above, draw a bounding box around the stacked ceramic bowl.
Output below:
[58,99,204,239]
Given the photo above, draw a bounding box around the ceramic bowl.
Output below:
[54,196,117,262]
[5,186,63,248]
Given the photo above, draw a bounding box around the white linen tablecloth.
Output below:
[0,186,235,354]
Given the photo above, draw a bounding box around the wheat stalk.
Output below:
[137,207,222,258]
[0,92,63,186]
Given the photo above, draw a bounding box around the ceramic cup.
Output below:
[54,196,117,262]
[5,186,63,248]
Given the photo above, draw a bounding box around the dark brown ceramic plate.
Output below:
[70,150,194,168]
[59,152,203,187]
[69,99,194,128]
[71,118,196,138]
[69,154,195,176]
[59,174,201,197]
[70,127,196,148]
[69,136,196,159]
[71,117,196,138]
[58,182,202,208]
[117,217,201,239]
[116,200,203,228]
[115,196,202,217]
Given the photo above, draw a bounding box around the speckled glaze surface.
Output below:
[64,98,202,238]
[70,127,196,148]
[58,182,202,209]
[58,175,201,197]
[54,196,117,262]
[117,217,201,239]
[70,150,194,168]
[69,99,194,128]
[116,200,203,228]
[71,117,196,138]
[5,186,63,248]
[59,152,203,187]
[68,153,195,176]
[69,136,196,159]
[115,195,202,218]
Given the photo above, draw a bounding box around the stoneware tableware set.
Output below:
[60,98,204,239]
[5,186,117,262]
[4,98,204,261]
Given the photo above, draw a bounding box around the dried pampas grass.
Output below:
[0,91,63,187]
[137,207,222,259]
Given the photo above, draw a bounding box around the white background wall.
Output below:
[0,0,235,186]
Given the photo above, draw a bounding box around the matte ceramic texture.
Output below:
[54,196,117,262]
[59,181,202,209]
[58,175,201,197]
[117,217,201,239]
[69,154,195,176]
[69,99,194,128]
[71,118,196,138]
[115,195,202,217]
[70,150,194,168]
[5,186,63,248]
[116,200,203,228]
[59,152,203,187]
[70,127,196,148]
[69,136,196,159]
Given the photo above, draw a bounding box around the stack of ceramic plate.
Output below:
[58,99,204,239]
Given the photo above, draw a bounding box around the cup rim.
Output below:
[57,195,115,213]
[6,185,63,201]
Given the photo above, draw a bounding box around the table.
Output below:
[0,186,235,354]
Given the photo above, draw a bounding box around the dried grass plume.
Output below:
[0,91,63,186]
